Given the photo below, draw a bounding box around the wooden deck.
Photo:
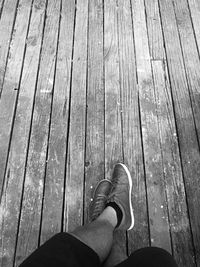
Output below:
[0,0,200,266]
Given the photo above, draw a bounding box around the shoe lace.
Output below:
[92,195,106,220]
[108,178,126,201]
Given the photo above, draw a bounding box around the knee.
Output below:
[128,247,178,267]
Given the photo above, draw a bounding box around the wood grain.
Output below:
[152,60,195,266]
[173,0,200,142]
[84,0,104,224]
[14,0,60,264]
[188,0,200,53]
[131,0,171,252]
[104,1,126,266]
[145,1,196,264]
[40,0,75,245]
[0,1,199,266]
[12,2,46,266]
[117,0,150,254]
[0,0,32,198]
[144,0,165,60]
[159,0,200,264]
[0,0,5,19]
[63,0,88,232]
[0,0,19,95]
[0,1,34,266]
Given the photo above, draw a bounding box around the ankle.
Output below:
[96,206,118,228]
[106,202,123,228]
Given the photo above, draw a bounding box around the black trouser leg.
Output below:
[115,247,178,267]
[19,233,100,267]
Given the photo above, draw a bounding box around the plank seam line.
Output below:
[61,0,77,232]
[103,0,105,180]
[0,0,20,98]
[0,0,5,20]
[172,0,200,153]
[129,0,138,84]
[150,59,173,255]
[116,0,125,169]
[143,0,154,63]
[171,1,199,263]
[157,0,197,264]
[143,0,173,255]
[13,0,49,264]
[116,0,127,254]
[129,0,151,247]
[186,0,200,63]
[0,0,32,202]
[0,0,21,200]
[82,0,90,226]
[38,0,63,246]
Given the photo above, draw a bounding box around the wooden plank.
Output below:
[14,0,60,264]
[84,0,104,224]
[0,0,32,198]
[0,0,19,95]
[63,0,88,232]
[173,0,200,145]
[131,0,171,252]
[159,0,200,264]
[12,1,46,265]
[0,0,4,11]
[152,60,195,266]
[40,0,75,245]
[0,0,41,266]
[117,0,150,254]
[145,2,195,265]
[0,0,5,19]
[188,0,200,53]
[103,1,126,266]
[144,0,165,59]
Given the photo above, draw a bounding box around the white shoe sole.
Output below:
[118,163,134,230]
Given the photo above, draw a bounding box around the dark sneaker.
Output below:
[90,179,112,221]
[108,163,134,230]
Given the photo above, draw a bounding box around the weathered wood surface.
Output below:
[12,0,46,264]
[117,0,149,254]
[145,1,196,265]
[0,1,34,266]
[104,0,123,181]
[144,0,165,60]
[84,0,104,224]
[0,0,5,20]
[152,60,195,266]
[40,0,75,245]
[188,0,200,54]
[0,0,32,198]
[131,0,171,252]
[159,0,200,264]
[104,1,126,266]
[0,0,200,266]
[173,0,200,141]
[14,0,60,264]
[63,0,88,232]
[0,0,19,95]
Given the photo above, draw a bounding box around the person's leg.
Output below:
[71,206,117,262]
[19,232,100,267]
[19,180,117,267]
[115,247,178,267]
[19,209,117,267]
[19,164,134,267]
[71,163,134,263]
